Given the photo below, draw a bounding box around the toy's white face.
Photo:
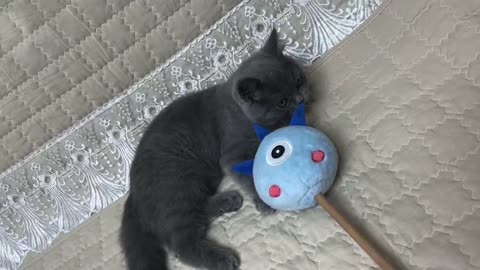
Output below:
[253,126,338,211]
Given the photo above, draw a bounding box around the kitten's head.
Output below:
[231,29,308,128]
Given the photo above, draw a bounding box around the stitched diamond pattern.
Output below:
[0,0,240,172]
[309,1,480,269]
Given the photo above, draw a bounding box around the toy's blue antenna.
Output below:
[232,160,254,176]
[289,103,306,126]
[254,124,270,141]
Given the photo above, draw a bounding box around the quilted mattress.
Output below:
[0,0,242,172]
[4,0,480,269]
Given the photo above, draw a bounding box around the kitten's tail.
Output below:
[120,195,168,270]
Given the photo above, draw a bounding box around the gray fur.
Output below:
[120,29,308,270]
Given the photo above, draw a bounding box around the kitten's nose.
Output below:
[312,150,325,163]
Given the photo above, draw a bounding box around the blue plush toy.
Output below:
[233,104,338,211]
[232,104,399,270]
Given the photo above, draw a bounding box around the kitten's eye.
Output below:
[296,76,304,88]
[278,98,288,108]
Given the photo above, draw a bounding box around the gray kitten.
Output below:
[120,29,308,270]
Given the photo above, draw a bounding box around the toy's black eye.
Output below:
[278,98,288,108]
[271,145,285,159]
[267,140,292,166]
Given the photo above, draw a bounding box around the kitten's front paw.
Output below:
[254,197,276,215]
[219,190,243,213]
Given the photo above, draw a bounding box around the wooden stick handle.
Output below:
[315,194,397,270]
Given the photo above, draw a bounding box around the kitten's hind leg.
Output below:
[206,190,243,219]
[171,229,240,270]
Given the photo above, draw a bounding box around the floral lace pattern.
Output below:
[0,0,381,269]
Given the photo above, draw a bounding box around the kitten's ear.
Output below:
[237,78,262,102]
[262,28,281,55]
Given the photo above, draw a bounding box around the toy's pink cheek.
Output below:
[269,185,281,198]
[312,150,325,163]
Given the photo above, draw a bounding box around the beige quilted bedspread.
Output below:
[0,0,240,172]
[19,0,480,269]
[309,0,480,268]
